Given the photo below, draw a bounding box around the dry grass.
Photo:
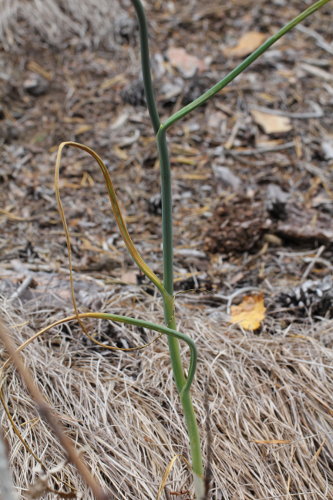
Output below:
[0,0,129,50]
[1,286,333,499]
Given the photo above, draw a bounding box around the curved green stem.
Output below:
[156,127,174,297]
[161,0,332,132]
[129,0,192,415]
[85,312,196,396]
[155,128,180,394]
[11,312,196,403]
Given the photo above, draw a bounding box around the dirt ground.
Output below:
[1,1,333,499]
[1,0,333,310]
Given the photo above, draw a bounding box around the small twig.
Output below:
[0,320,111,500]
[300,62,333,81]
[226,141,295,156]
[302,256,333,272]
[225,287,262,315]
[224,118,241,149]
[302,245,326,280]
[9,275,33,302]
[250,102,323,119]
[297,24,333,55]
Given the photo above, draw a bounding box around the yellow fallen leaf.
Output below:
[251,109,292,134]
[224,31,267,58]
[113,145,128,160]
[230,293,266,331]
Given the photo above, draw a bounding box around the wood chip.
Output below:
[166,47,207,78]
[224,31,267,58]
[251,109,292,134]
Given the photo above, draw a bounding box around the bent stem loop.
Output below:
[55,141,168,301]
[55,138,204,490]
[2,313,197,399]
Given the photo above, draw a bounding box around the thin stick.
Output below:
[9,276,33,302]
[302,245,326,280]
[0,320,111,500]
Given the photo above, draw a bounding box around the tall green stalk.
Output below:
[129,0,331,498]
[131,0,205,495]
[130,0,160,134]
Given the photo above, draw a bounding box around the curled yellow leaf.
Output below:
[230,293,266,331]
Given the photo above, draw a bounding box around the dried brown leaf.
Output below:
[224,31,267,58]
[167,47,207,78]
[251,110,292,134]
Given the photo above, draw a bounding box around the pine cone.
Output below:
[278,276,333,317]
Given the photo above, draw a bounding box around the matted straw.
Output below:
[0,0,130,50]
[1,288,333,499]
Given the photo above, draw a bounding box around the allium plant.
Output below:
[2,1,330,499]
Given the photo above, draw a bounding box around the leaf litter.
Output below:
[230,293,266,331]
[0,0,333,498]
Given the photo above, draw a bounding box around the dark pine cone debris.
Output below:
[147,193,162,215]
[204,195,271,254]
[278,276,333,317]
[121,78,146,106]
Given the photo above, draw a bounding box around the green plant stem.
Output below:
[130,0,160,134]
[129,0,193,410]
[180,391,205,499]
[156,129,174,294]
[157,125,204,492]
[130,0,205,495]
[130,0,186,400]
[129,0,331,497]
[161,0,332,132]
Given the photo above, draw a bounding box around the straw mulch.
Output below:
[1,283,333,499]
[0,0,129,50]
